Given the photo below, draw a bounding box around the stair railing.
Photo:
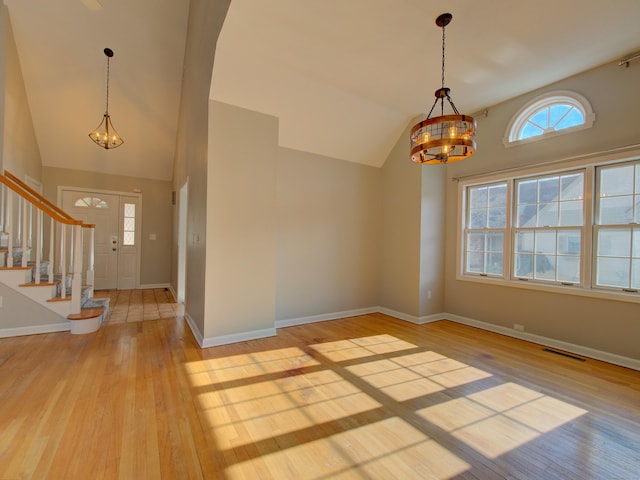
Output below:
[0,170,94,314]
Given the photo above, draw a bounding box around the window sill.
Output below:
[456,274,640,304]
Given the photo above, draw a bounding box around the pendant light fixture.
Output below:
[410,13,476,165]
[88,48,124,149]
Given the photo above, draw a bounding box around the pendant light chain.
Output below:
[105,55,110,115]
[440,22,446,116]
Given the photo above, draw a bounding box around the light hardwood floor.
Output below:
[0,309,638,479]
[93,288,184,323]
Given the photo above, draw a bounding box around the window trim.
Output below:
[503,90,595,148]
[456,147,640,304]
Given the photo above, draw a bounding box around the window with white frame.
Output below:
[503,91,595,147]
[461,158,640,299]
[464,182,507,276]
[594,162,640,291]
[513,172,584,284]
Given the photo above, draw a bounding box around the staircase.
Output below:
[1,170,109,336]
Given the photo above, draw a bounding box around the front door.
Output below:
[61,189,140,290]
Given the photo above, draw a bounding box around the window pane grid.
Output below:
[513,228,581,283]
[594,226,640,289]
[595,162,640,291]
[465,230,504,276]
[518,105,584,140]
[516,173,584,228]
[464,183,507,276]
[123,202,136,246]
[597,163,640,226]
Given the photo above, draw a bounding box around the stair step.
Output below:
[67,307,105,334]
[47,295,72,302]
[19,281,60,287]
[67,307,105,321]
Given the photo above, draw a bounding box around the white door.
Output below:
[61,189,140,290]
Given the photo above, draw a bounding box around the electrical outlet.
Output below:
[513,323,525,332]
[427,290,432,300]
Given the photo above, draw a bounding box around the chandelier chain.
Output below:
[441,22,446,89]
[440,22,446,116]
[105,56,110,115]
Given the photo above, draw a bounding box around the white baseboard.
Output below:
[275,307,378,329]
[443,312,640,371]
[0,322,70,338]
[377,307,442,325]
[184,312,277,348]
[184,312,204,346]
[183,306,639,371]
[201,327,277,348]
[167,285,179,303]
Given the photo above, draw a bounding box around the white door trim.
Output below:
[58,185,142,290]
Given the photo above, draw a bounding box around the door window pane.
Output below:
[123,202,136,246]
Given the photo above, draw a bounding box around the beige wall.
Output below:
[42,167,172,286]
[202,101,383,339]
[276,145,381,320]
[1,6,41,181]
[378,119,447,320]
[171,0,230,336]
[419,162,446,317]
[443,60,640,360]
[205,101,277,338]
[379,121,424,317]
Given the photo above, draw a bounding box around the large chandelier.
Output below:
[88,48,124,149]
[410,13,475,165]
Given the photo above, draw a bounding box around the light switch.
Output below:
[149,233,157,240]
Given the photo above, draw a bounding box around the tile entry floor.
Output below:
[93,288,184,323]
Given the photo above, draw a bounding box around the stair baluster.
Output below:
[48,218,54,283]
[6,192,13,267]
[60,224,66,299]
[34,209,42,284]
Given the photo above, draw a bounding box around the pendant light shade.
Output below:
[89,48,124,149]
[410,13,476,165]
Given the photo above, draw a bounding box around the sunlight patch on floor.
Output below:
[225,417,470,480]
[200,370,382,445]
[186,334,589,478]
[185,347,320,384]
[418,382,588,458]
[309,335,417,362]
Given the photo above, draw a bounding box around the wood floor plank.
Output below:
[0,313,638,479]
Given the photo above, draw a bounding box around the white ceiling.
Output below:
[212,0,640,167]
[6,1,640,179]
[6,0,190,181]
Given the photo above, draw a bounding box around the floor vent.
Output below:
[543,348,586,362]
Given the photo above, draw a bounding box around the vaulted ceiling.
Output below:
[7,0,640,179]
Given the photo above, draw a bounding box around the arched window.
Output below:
[504,91,595,147]
[74,196,109,209]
